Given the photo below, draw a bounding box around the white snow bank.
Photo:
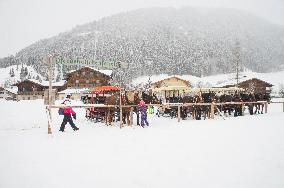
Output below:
[0,99,46,130]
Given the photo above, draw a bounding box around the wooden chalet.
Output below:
[151,76,190,97]
[151,76,190,88]
[0,87,17,100]
[221,78,273,94]
[65,67,112,88]
[13,79,66,100]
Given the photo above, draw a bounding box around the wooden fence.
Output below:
[45,101,284,134]
[46,101,284,129]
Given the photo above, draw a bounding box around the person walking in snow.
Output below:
[138,99,149,128]
[59,95,79,132]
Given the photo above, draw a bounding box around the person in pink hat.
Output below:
[138,99,149,127]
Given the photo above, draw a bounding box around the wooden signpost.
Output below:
[43,55,53,134]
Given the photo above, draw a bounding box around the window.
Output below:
[96,80,100,84]
[86,80,90,84]
[75,80,79,84]
[82,71,86,76]
[90,72,94,76]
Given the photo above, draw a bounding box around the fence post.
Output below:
[264,102,268,113]
[105,108,109,125]
[210,103,215,119]
[130,107,133,126]
[241,103,245,116]
[45,106,52,134]
[178,106,181,122]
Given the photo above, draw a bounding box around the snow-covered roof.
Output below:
[132,74,200,87]
[152,85,190,92]
[58,88,90,94]
[5,87,18,94]
[214,76,273,88]
[0,86,18,94]
[131,70,280,90]
[30,79,65,87]
[151,75,189,84]
[27,79,45,86]
[13,79,66,87]
[67,66,112,77]
[48,80,66,87]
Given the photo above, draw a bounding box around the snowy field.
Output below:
[0,99,284,188]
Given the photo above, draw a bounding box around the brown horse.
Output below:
[125,90,141,125]
[104,93,132,126]
[125,90,162,125]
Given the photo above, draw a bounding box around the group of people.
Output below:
[58,94,150,132]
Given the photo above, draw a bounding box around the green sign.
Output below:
[54,57,128,69]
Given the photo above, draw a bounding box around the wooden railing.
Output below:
[18,91,44,95]
[45,101,284,133]
[48,101,277,121]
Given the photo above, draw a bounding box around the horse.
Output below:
[125,90,140,125]
[104,93,131,126]
[219,94,234,116]
[180,95,195,119]
[254,93,265,114]
[125,91,162,124]
[201,92,217,119]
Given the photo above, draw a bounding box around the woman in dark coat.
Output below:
[59,95,79,132]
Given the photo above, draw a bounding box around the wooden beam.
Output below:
[210,103,215,119]
[130,107,133,126]
[241,103,245,116]
[178,106,180,122]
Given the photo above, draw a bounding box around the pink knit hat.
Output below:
[139,100,145,106]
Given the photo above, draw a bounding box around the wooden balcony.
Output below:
[18,91,44,95]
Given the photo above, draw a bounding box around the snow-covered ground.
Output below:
[0,99,284,188]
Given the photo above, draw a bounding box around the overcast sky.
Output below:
[0,0,283,58]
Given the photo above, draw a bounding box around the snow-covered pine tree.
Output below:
[146,76,152,89]
[36,75,42,83]
[20,67,25,80]
[279,84,284,97]
[9,68,15,77]
[24,67,28,77]
[4,80,12,88]
[56,73,61,82]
